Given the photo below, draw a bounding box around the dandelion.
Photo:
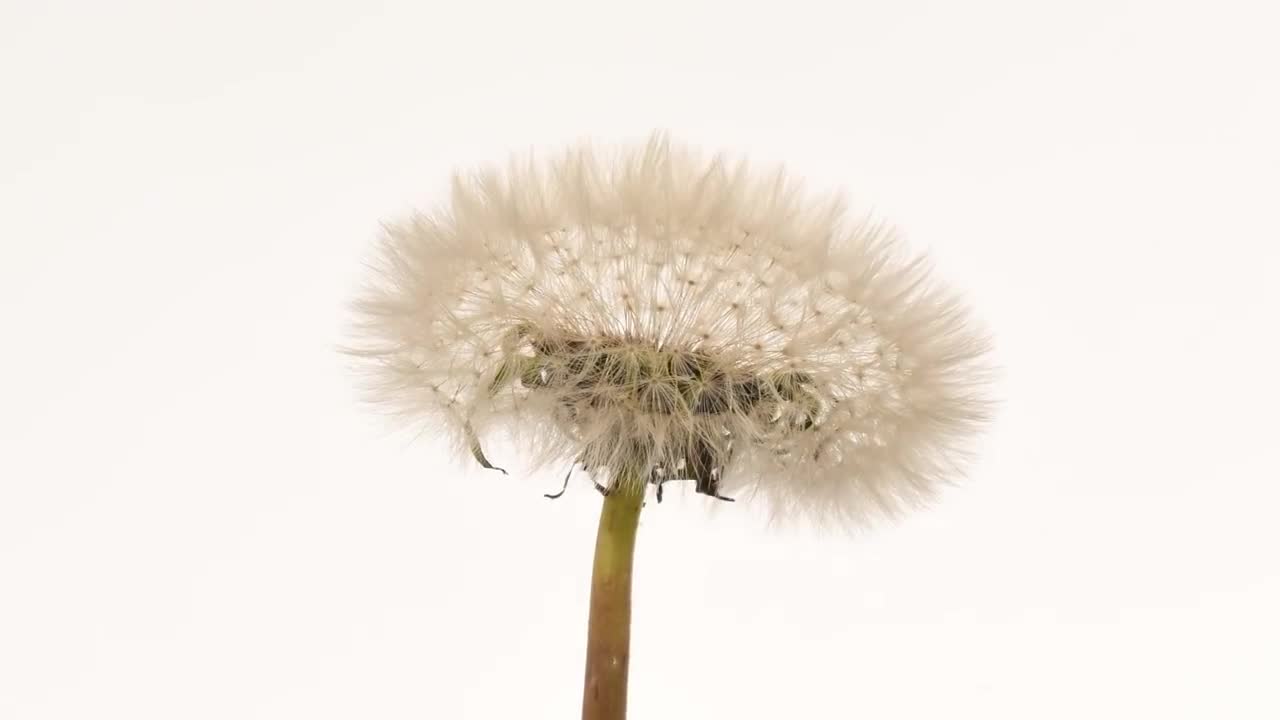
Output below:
[348,133,991,719]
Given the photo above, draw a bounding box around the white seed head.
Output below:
[349,133,992,528]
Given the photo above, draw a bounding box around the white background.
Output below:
[3,1,1278,718]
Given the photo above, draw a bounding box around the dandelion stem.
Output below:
[581,469,645,720]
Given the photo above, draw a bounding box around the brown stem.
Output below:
[581,471,645,720]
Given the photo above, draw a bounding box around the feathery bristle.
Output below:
[348,133,993,528]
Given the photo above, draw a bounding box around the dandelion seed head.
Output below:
[350,133,992,527]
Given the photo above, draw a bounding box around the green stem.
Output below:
[581,470,645,720]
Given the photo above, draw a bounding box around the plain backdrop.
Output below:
[2,1,1278,718]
